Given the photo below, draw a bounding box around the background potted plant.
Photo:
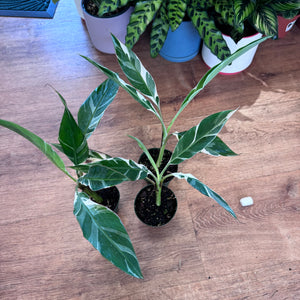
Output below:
[277,8,300,38]
[194,0,300,73]
[80,34,269,226]
[81,0,133,53]
[0,78,146,279]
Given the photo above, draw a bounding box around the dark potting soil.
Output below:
[83,0,129,17]
[138,148,178,184]
[135,185,177,226]
[92,186,119,211]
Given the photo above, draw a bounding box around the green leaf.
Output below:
[78,79,119,139]
[97,0,130,16]
[57,91,89,165]
[80,55,160,118]
[126,0,163,48]
[74,191,143,279]
[170,110,236,164]
[173,132,237,157]
[78,157,149,190]
[168,0,187,31]
[201,136,237,157]
[250,5,278,37]
[172,173,236,218]
[233,0,256,24]
[181,36,270,109]
[150,2,169,57]
[188,8,231,61]
[111,35,159,107]
[0,119,73,180]
[269,0,300,13]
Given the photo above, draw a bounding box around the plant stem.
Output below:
[155,183,162,206]
[78,183,104,204]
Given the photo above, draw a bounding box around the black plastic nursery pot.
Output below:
[80,185,120,212]
[134,185,177,227]
[138,148,178,185]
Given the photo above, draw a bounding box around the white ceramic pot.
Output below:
[74,0,84,19]
[82,0,133,54]
[201,32,263,74]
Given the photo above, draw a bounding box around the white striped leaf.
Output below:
[173,132,237,157]
[78,79,119,139]
[112,35,159,107]
[74,191,143,279]
[172,173,236,218]
[78,157,149,190]
[80,55,160,118]
[170,110,236,164]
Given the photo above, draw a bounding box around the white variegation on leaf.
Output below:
[112,35,159,107]
[74,191,143,279]
[170,109,236,164]
[78,79,119,139]
[173,132,237,157]
[172,173,236,218]
[78,157,149,190]
[80,55,160,119]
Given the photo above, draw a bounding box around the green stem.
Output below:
[155,183,162,206]
[78,183,104,204]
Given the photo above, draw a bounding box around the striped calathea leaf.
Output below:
[97,0,130,16]
[168,0,187,31]
[170,109,237,165]
[187,5,231,61]
[77,157,149,190]
[172,173,236,218]
[74,191,143,279]
[150,1,169,57]
[126,0,163,48]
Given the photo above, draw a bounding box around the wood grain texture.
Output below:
[0,1,299,299]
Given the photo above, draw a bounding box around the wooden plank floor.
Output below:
[1,1,299,299]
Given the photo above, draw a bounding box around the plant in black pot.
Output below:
[80,34,269,226]
[0,78,147,278]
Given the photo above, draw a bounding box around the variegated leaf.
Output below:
[78,79,119,139]
[173,132,237,157]
[97,0,130,16]
[233,0,256,24]
[112,35,159,107]
[150,1,169,57]
[172,173,236,218]
[80,55,160,118]
[126,0,163,48]
[170,110,236,164]
[168,0,187,31]
[78,157,149,190]
[269,0,300,12]
[74,191,143,279]
[251,5,278,37]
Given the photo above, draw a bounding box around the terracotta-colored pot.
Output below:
[278,14,300,38]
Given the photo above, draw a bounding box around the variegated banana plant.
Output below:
[0,78,146,279]
[80,34,270,218]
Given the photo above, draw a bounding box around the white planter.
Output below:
[201,32,263,74]
[74,0,84,19]
[82,0,133,54]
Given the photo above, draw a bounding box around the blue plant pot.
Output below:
[159,21,201,62]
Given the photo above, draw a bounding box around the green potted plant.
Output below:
[81,0,133,53]
[195,0,300,73]
[0,78,146,279]
[277,8,300,38]
[80,34,269,226]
